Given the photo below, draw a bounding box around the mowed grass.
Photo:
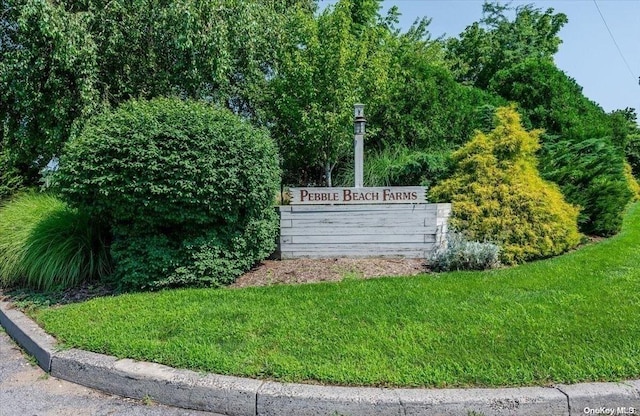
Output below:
[34,204,640,388]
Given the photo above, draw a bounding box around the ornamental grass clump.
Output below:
[430,105,581,264]
[57,98,281,289]
[0,192,111,291]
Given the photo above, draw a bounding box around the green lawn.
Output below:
[34,204,640,388]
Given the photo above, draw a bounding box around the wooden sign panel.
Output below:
[289,186,427,205]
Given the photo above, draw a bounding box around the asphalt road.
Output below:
[0,330,221,416]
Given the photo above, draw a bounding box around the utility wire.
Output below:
[592,0,638,85]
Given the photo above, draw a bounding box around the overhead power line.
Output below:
[592,0,638,85]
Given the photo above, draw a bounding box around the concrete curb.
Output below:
[51,348,262,416]
[2,300,639,416]
[0,300,57,372]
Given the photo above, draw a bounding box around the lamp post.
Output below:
[354,103,366,188]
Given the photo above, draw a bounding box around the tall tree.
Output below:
[267,0,392,186]
[0,0,311,194]
[446,1,567,88]
[0,0,99,190]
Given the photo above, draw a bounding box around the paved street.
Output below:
[0,330,221,416]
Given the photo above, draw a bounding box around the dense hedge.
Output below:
[430,106,581,264]
[539,136,634,236]
[57,98,281,289]
[488,59,613,141]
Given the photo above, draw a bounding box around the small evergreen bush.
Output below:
[429,233,501,272]
[625,162,640,201]
[539,137,633,236]
[0,192,111,290]
[57,98,280,289]
[430,106,581,264]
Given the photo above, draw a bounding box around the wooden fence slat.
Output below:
[282,234,435,244]
[279,250,429,259]
[280,226,438,236]
[285,217,436,228]
[276,203,450,259]
[278,243,436,251]
[280,211,436,220]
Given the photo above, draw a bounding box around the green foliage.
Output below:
[369,59,505,152]
[268,0,393,186]
[61,0,307,115]
[446,2,568,88]
[488,58,614,140]
[57,98,280,289]
[336,145,453,187]
[608,108,635,151]
[620,109,640,177]
[1,0,309,189]
[0,192,111,291]
[0,0,99,186]
[485,59,635,236]
[429,233,501,272]
[628,133,640,178]
[0,148,24,201]
[269,0,503,186]
[430,106,581,264]
[540,137,633,236]
[624,162,640,201]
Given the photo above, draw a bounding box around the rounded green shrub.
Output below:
[57,98,281,289]
[430,106,581,264]
[0,192,111,291]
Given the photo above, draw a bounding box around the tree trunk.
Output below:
[324,161,333,187]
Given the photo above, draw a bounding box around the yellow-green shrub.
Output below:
[430,106,581,264]
[624,162,640,201]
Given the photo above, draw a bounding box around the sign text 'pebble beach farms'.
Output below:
[290,187,427,205]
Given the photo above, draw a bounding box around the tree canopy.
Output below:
[1,0,636,201]
[0,0,312,191]
[446,2,568,89]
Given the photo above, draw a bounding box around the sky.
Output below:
[319,0,640,114]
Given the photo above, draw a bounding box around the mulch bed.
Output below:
[231,258,426,288]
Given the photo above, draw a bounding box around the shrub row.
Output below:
[2,99,635,287]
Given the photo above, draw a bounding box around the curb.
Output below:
[2,300,639,416]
